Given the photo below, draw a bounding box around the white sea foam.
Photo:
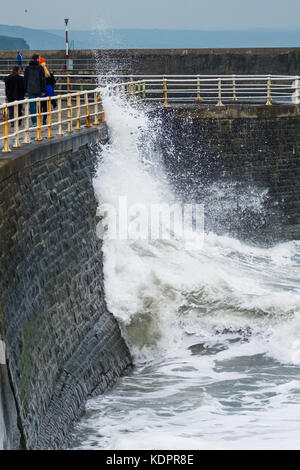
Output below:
[75,93,300,450]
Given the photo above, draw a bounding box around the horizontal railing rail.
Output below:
[1,75,300,153]
[0,58,97,72]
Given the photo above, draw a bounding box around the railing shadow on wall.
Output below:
[1,75,300,153]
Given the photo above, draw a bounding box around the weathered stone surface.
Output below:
[0,364,21,450]
[152,104,300,242]
[1,48,300,75]
[0,126,132,449]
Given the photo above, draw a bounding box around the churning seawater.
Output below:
[72,94,300,450]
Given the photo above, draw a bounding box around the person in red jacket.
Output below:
[4,66,25,127]
[39,58,57,125]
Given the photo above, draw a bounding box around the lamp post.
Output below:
[64,18,69,70]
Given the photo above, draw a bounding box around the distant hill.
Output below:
[0,35,29,50]
[48,28,300,49]
[0,25,64,50]
[2,25,300,50]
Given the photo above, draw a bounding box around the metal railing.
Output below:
[101,74,300,106]
[1,74,300,104]
[1,75,300,153]
[0,58,96,72]
[0,74,99,99]
[0,88,107,153]
[0,80,147,153]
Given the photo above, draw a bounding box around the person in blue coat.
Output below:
[16,51,23,70]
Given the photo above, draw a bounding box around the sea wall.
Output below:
[1,48,300,75]
[0,127,132,449]
[154,103,300,242]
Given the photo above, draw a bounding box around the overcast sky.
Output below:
[3,0,300,30]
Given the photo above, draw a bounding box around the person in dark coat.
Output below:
[24,54,46,125]
[4,66,25,127]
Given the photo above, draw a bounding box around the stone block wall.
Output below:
[154,104,300,242]
[0,128,132,449]
[1,48,300,75]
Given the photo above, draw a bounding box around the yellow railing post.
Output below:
[75,92,81,131]
[142,80,146,101]
[85,92,91,128]
[93,92,100,125]
[294,76,300,104]
[46,97,54,139]
[67,75,71,94]
[232,75,238,102]
[216,78,225,107]
[137,81,141,99]
[100,95,106,123]
[195,75,203,102]
[24,100,31,144]
[162,76,171,108]
[35,99,43,141]
[131,76,135,97]
[67,93,73,134]
[57,95,64,136]
[13,103,21,148]
[2,105,11,153]
[128,77,133,99]
[265,76,272,106]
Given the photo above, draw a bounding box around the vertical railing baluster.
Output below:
[195,75,203,102]
[142,80,146,101]
[85,92,91,128]
[137,81,141,99]
[2,105,11,153]
[93,92,100,125]
[100,95,106,123]
[13,103,21,148]
[294,76,300,104]
[76,92,81,130]
[162,76,171,108]
[128,77,133,99]
[57,95,64,136]
[67,75,71,94]
[67,94,73,134]
[47,97,53,139]
[24,100,31,144]
[265,75,272,106]
[35,99,43,141]
[232,75,238,102]
[216,78,224,107]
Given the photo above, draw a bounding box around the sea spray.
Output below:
[73,93,300,450]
